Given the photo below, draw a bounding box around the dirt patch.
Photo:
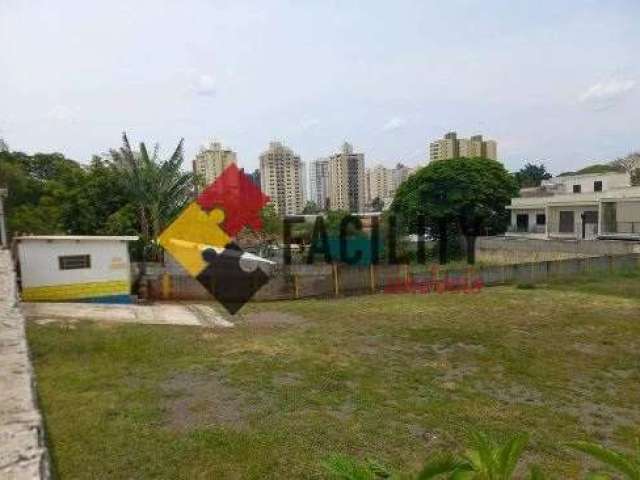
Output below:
[161,371,253,432]
[237,311,305,328]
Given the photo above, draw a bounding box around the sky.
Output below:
[1,0,639,174]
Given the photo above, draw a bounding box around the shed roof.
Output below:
[14,235,139,242]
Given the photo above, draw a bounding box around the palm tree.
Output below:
[417,431,544,479]
[568,440,640,479]
[110,132,194,267]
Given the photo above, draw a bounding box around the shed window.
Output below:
[536,214,546,225]
[594,181,603,192]
[573,184,581,193]
[58,254,91,270]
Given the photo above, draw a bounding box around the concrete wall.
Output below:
[476,236,640,264]
[0,251,50,479]
[147,253,640,302]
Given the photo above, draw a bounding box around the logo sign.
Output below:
[158,164,270,314]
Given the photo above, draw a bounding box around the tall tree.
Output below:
[392,158,517,264]
[110,133,194,263]
[514,162,552,188]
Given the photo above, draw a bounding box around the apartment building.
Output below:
[192,141,237,185]
[309,158,330,210]
[366,165,394,207]
[507,171,640,240]
[328,142,365,212]
[364,163,414,209]
[259,141,304,216]
[428,132,497,162]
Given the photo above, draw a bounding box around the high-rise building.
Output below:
[391,162,413,191]
[328,142,365,212]
[428,132,497,163]
[192,141,237,185]
[366,165,394,207]
[308,158,330,210]
[259,141,304,216]
[247,168,261,188]
[365,163,414,210]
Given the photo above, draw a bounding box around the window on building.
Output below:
[559,211,575,233]
[536,214,546,225]
[573,184,581,193]
[594,181,603,192]
[58,254,91,270]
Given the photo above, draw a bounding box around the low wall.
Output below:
[0,251,50,479]
[147,253,640,302]
[476,236,640,264]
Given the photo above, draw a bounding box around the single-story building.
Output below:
[14,235,138,303]
[507,172,640,240]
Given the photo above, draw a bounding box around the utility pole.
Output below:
[0,188,7,248]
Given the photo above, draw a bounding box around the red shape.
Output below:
[196,164,270,237]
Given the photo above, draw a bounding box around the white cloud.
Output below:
[192,74,216,97]
[46,105,78,122]
[300,117,320,130]
[579,77,636,110]
[382,116,406,131]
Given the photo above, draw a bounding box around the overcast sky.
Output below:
[1,0,638,174]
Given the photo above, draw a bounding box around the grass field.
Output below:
[27,271,640,479]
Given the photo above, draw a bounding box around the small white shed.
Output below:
[14,236,138,303]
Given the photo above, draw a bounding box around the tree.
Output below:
[110,133,194,264]
[0,150,84,236]
[514,163,552,188]
[610,152,640,186]
[0,138,9,152]
[302,200,320,214]
[370,197,384,211]
[392,158,517,264]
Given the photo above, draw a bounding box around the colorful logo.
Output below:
[158,164,270,314]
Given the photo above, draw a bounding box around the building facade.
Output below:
[259,142,304,216]
[309,158,330,210]
[192,142,237,185]
[428,132,497,163]
[328,142,365,212]
[507,171,640,240]
[366,165,394,207]
[15,236,138,303]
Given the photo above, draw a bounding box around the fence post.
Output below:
[403,264,410,288]
[293,273,299,299]
[333,263,340,297]
[369,264,376,293]
[161,272,171,300]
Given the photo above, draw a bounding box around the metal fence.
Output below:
[146,253,640,302]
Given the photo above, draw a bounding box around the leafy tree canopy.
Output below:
[514,162,552,188]
[391,157,517,264]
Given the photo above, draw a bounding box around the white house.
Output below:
[15,236,138,303]
[507,171,640,240]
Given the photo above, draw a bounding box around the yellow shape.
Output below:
[158,204,231,276]
[22,280,129,301]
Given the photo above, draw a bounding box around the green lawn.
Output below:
[27,271,640,479]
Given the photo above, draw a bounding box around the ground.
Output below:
[26,271,640,479]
